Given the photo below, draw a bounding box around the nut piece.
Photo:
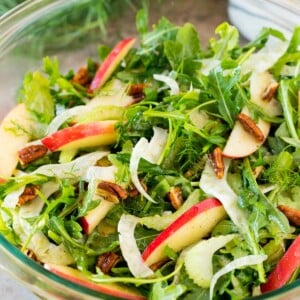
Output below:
[128,181,147,198]
[128,83,147,103]
[96,252,121,274]
[168,186,183,210]
[72,66,91,87]
[97,181,128,203]
[23,249,38,262]
[208,147,224,179]
[18,145,48,166]
[278,205,300,226]
[237,113,265,142]
[262,81,279,102]
[18,185,40,206]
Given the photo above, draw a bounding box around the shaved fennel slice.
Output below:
[146,127,169,164]
[118,214,154,278]
[199,159,248,231]
[241,39,288,74]
[140,189,201,231]
[153,74,179,95]
[2,186,25,208]
[46,105,87,134]
[130,138,155,203]
[13,216,73,265]
[209,254,267,300]
[83,165,117,182]
[130,127,168,203]
[183,234,236,288]
[29,151,108,179]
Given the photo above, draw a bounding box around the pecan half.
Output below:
[96,181,128,203]
[262,81,279,102]
[208,147,224,179]
[237,113,265,142]
[18,185,40,206]
[128,181,147,198]
[18,144,48,166]
[149,259,168,271]
[23,249,38,262]
[96,252,121,274]
[128,83,147,103]
[72,66,91,87]
[168,186,183,210]
[278,205,300,226]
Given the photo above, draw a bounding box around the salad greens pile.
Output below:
[1,8,300,300]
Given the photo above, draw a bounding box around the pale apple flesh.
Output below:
[142,198,226,266]
[222,71,282,158]
[0,103,36,178]
[41,120,118,152]
[222,107,271,158]
[44,263,146,300]
[80,200,115,235]
[89,37,136,93]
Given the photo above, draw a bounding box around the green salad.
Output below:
[1,9,300,300]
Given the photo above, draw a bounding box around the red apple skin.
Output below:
[44,264,145,300]
[142,198,226,266]
[41,120,117,152]
[261,235,300,293]
[89,37,136,93]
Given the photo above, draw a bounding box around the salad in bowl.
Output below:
[0,7,300,300]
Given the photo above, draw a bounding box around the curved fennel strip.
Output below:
[199,158,248,230]
[129,127,168,203]
[209,254,267,300]
[13,216,74,265]
[118,214,154,278]
[182,234,237,288]
[153,74,180,95]
[30,151,108,179]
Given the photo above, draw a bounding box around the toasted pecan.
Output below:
[208,147,224,179]
[128,83,147,103]
[237,113,265,142]
[262,81,279,102]
[168,186,183,210]
[96,181,128,203]
[278,205,300,226]
[18,144,48,166]
[72,66,91,86]
[18,185,40,206]
[97,252,121,274]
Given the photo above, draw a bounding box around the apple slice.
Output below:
[0,103,36,178]
[222,107,271,158]
[41,120,118,152]
[89,37,136,93]
[222,71,282,158]
[142,198,226,266]
[261,235,300,293]
[80,200,115,235]
[44,263,145,300]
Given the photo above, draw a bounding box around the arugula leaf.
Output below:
[207,66,244,127]
[271,27,300,76]
[164,23,201,74]
[22,71,54,126]
[278,77,300,141]
[136,8,148,35]
[209,22,239,60]
[150,281,186,300]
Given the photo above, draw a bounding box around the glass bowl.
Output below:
[228,0,300,41]
[0,1,300,299]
